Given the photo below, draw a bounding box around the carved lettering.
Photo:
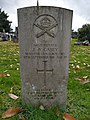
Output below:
[30,88,59,99]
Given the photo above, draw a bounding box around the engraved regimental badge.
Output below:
[33,14,58,39]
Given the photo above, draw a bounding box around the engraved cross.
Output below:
[37,60,53,86]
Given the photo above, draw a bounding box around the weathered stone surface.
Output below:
[18,6,73,109]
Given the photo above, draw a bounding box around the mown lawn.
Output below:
[0,39,90,120]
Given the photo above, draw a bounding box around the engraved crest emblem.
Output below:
[40,17,51,28]
[33,14,58,38]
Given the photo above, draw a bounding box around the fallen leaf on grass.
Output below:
[39,105,45,110]
[83,63,86,66]
[56,107,60,117]
[87,64,90,67]
[10,87,14,93]
[6,74,10,77]
[75,78,82,81]
[2,107,22,119]
[80,79,90,84]
[4,70,8,73]
[8,93,19,100]
[74,71,76,74]
[0,74,10,77]
[18,113,26,120]
[0,74,7,77]
[63,113,76,120]
[75,77,90,84]
[83,76,88,79]
[75,65,80,70]
[17,68,19,70]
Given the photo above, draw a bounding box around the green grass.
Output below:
[0,40,90,120]
[67,39,90,119]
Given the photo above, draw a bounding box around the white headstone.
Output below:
[18,6,73,109]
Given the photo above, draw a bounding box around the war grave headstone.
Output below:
[18,6,73,109]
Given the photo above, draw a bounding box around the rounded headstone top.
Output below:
[17,6,73,12]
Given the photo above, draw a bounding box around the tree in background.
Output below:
[78,24,90,43]
[0,9,12,32]
[72,30,78,39]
